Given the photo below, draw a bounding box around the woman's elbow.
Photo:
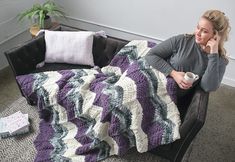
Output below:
[201,84,220,92]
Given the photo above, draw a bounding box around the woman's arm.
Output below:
[145,35,193,89]
[200,54,227,92]
[144,36,176,76]
[200,32,228,92]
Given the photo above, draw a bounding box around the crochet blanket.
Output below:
[16,40,181,162]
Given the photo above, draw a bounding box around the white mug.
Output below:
[184,72,199,83]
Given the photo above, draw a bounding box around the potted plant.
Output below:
[18,0,66,29]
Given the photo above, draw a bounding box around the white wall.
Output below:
[0,0,44,69]
[57,0,235,87]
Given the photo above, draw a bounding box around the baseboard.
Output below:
[60,16,163,43]
[0,64,9,72]
[222,77,235,87]
[0,65,10,75]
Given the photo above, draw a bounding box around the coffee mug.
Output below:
[184,72,199,83]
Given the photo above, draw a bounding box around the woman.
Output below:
[145,10,231,94]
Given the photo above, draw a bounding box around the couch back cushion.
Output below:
[92,35,128,67]
[5,35,46,75]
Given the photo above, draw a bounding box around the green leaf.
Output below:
[17,0,66,28]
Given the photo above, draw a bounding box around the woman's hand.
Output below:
[170,70,193,89]
[206,31,221,54]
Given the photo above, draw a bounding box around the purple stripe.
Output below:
[72,118,98,161]
[34,120,55,162]
[109,55,130,73]
[90,74,113,123]
[16,74,38,103]
[57,70,76,119]
[72,118,93,145]
[108,115,131,155]
[75,144,98,162]
[56,70,99,161]
[136,98,159,132]
[90,70,132,156]
[56,70,74,94]
[148,41,156,48]
[126,63,164,144]
[108,115,120,137]
[146,122,164,150]
[57,85,75,120]
[97,93,111,122]
[58,69,75,77]
[166,76,178,104]
[112,134,131,155]
[85,153,98,162]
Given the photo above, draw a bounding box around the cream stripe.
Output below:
[62,122,85,161]
[115,73,148,153]
[101,66,122,75]
[63,69,99,160]
[80,88,120,155]
[78,69,121,155]
[42,72,85,161]
[78,69,120,155]
[126,40,151,57]
[155,71,181,140]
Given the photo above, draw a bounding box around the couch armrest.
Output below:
[170,86,209,161]
[4,35,46,76]
[150,86,209,162]
[179,86,209,138]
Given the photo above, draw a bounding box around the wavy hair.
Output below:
[202,10,231,61]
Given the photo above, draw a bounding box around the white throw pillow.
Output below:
[44,30,95,66]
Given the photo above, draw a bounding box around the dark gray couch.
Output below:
[5,24,209,162]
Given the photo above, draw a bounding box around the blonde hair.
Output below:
[202,10,231,61]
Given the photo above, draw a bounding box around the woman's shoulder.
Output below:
[169,34,195,46]
[173,33,194,40]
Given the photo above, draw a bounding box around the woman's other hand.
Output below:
[170,70,193,89]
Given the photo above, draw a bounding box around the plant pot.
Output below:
[29,24,40,37]
[43,16,52,29]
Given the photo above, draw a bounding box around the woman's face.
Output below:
[194,17,214,46]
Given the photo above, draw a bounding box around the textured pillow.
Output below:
[44,30,95,66]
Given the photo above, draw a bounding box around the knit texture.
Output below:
[16,40,181,162]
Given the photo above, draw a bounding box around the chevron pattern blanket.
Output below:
[16,40,181,162]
